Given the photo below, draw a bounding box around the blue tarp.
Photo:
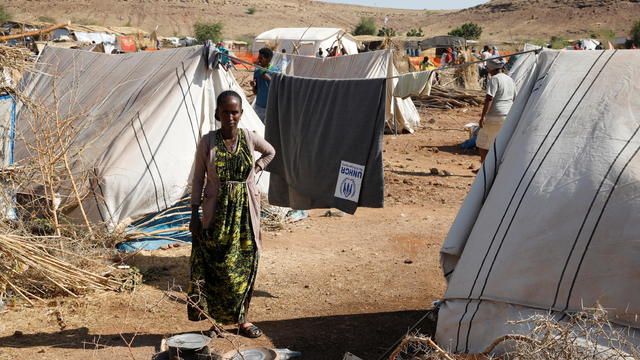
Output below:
[116,199,193,251]
[116,201,310,251]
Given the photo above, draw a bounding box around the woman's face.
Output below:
[217,96,243,128]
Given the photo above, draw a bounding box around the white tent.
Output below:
[507,44,540,94]
[272,50,421,133]
[436,49,640,353]
[252,27,358,56]
[16,46,265,229]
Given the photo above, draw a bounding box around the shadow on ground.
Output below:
[0,310,436,359]
[0,327,165,351]
[259,309,436,360]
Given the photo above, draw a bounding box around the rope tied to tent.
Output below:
[216,47,544,80]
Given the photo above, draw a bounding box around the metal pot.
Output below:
[165,333,212,360]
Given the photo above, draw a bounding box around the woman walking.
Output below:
[477,59,516,163]
[188,90,275,338]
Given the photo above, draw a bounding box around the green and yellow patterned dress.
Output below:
[187,130,258,324]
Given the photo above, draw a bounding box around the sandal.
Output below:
[239,324,262,338]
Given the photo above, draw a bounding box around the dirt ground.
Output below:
[0,105,482,360]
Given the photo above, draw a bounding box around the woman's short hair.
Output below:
[216,90,242,108]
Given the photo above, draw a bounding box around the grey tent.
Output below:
[16,46,265,229]
[436,49,640,353]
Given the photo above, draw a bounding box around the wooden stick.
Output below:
[0,23,69,41]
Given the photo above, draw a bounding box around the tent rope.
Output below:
[218,47,544,79]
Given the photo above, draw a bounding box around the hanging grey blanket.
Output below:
[265,73,386,214]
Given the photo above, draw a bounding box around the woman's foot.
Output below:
[238,322,262,338]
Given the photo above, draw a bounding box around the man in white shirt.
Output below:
[476,58,516,163]
[481,45,493,62]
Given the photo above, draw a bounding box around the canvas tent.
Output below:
[271,50,421,133]
[507,43,540,93]
[436,49,640,353]
[252,27,358,56]
[16,46,265,230]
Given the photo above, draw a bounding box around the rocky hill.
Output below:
[3,0,639,42]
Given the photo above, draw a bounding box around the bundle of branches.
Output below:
[0,45,33,76]
[413,86,484,110]
[0,233,122,305]
[436,52,481,91]
[260,197,290,231]
[389,307,639,359]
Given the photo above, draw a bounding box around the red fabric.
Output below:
[118,36,137,52]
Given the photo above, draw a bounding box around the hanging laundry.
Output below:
[393,71,435,99]
[264,74,386,214]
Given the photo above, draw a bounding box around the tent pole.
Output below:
[394,99,397,135]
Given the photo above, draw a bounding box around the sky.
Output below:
[313,0,489,10]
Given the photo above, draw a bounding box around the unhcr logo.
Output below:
[340,178,356,199]
[334,160,365,203]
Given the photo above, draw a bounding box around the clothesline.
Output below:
[217,47,544,79]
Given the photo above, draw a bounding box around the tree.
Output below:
[631,19,640,47]
[246,7,257,15]
[377,27,396,37]
[353,17,376,36]
[0,5,12,24]
[194,22,223,44]
[448,22,483,40]
[406,28,424,37]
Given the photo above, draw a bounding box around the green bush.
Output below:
[549,35,569,49]
[448,22,483,40]
[194,21,224,44]
[353,17,376,36]
[631,19,640,47]
[377,26,396,37]
[590,29,616,39]
[246,7,257,15]
[0,6,12,24]
[406,28,424,37]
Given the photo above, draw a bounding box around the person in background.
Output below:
[440,48,454,67]
[476,59,516,163]
[481,45,492,61]
[217,42,231,69]
[328,46,341,57]
[478,45,493,86]
[491,45,500,58]
[317,47,324,58]
[250,47,278,123]
[420,56,436,71]
[454,48,463,64]
[189,90,275,339]
[504,53,521,72]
